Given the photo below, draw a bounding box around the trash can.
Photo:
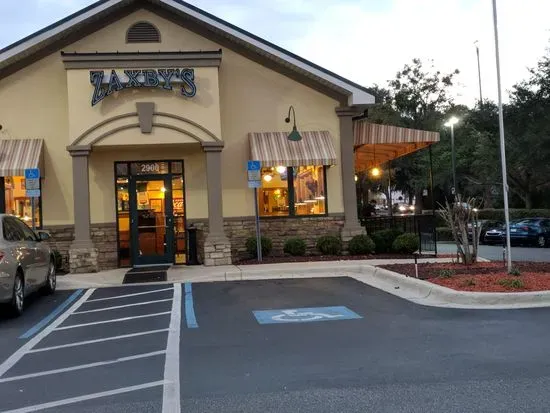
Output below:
[187,225,199,265]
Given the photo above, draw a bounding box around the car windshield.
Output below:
[513,219,540,226]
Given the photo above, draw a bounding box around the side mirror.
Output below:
[37,231,51,241]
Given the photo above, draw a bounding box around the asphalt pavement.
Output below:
[1,278,550,412]
[437,241,550,262]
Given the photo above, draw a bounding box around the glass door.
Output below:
[129,175,174,266]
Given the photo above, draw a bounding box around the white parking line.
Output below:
[0,350,166,383]
[54,311,171,330]
[86,287,174,302]
[0,289,95,378]
[29,329,170,353]
[1,380,166,413]
[162,283,182,413]
[74,298,173,314]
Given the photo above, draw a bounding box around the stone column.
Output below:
[336,107,366,243]
[202,142,232,266]
[67,145,99,273]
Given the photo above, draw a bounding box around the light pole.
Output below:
[492,0,512,272]
[474,40,483,106]
[444,116,459,198]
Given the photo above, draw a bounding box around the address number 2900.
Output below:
[141,163,160,173]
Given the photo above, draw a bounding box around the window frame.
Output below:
[259,166,329,219]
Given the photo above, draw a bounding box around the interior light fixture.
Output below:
[371,167,381,177]
[161,187,167,193]
[276,166,286,174]
[263,175,273,182]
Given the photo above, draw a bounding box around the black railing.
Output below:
[361,214,438,255]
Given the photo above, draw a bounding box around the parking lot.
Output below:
[1,278,550,412]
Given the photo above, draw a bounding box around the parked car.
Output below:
[468,220,504,244]
[0,215,56,316]
[508,218,550,247]
[483,222,506,245]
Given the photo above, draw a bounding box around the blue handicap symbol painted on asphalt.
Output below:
[253,306,362,325]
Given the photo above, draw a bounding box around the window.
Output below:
[17,219,38,242]
[3,217,24,242]
[4,177,41,228]
[258,166,327,217]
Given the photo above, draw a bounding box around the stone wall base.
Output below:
[189,215,346,263]
[203,236,232,266]
[45,223,117,272]
[69,247,99,273]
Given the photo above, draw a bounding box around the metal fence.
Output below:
[361,214,438,254]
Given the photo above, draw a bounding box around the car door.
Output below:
[2,217,33,293]
[8,217,41,292]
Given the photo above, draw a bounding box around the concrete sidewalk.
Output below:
[56,257,454,290]
[56,257,550,310]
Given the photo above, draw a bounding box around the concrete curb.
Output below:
[361,265,550,309]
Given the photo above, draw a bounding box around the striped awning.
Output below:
[248,131,337,167]
[0,139,44,177]
[353,120,439,171]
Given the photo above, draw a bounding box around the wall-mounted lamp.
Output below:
[285,106,302,141]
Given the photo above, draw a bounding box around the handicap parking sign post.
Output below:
[247,161,262,262]
[24,169,40,230]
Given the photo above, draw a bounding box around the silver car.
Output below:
[0,214,56,316]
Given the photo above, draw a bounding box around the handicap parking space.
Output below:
[0,284,182,412]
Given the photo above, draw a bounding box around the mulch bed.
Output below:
[236,253,454,266]
[380,261,550,292]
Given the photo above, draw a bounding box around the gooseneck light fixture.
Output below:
[285,106,302,142]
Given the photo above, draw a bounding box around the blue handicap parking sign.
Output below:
[253,306,362,325]
[24,168,40,179]
[247,160,261,171]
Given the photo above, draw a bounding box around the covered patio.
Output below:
[353,120,440,252]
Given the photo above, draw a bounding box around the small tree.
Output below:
[437,196,481,265]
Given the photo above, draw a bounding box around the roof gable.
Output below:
[0,0,374,106]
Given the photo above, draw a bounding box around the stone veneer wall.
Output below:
[45,223,118,272]
[188,215,346,263]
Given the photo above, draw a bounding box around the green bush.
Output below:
[476,209,550,221]
[510,267,521,276]
[283,238,307,256]
[371,229,404,253]
[246,236,273,258]
[438,269,455,278]
[499,278,524,289]
[348,235,376,255]
[436,227,453,242]
[392,233,420,254]
[316,235,342,256]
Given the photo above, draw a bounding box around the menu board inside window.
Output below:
[130,161,169,175]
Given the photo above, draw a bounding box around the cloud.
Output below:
[2,0,549,106]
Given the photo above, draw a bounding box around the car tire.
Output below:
[537,235,546,248]
[10,272,24,317]
[42,259,56,295]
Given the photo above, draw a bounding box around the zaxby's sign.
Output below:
[90,68,197,106]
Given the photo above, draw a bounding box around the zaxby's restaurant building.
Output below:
[0,0,439,273]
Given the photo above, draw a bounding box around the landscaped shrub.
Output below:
[283,237,307,256]
[392,233,420,254]
[348,235,375,255]
[371,229,404,253]
[316,235,342,256]
[246,236,273,258]
[436,227,453,242]
[499,278,524,289]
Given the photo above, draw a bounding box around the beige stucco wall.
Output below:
[0,7,343,227]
